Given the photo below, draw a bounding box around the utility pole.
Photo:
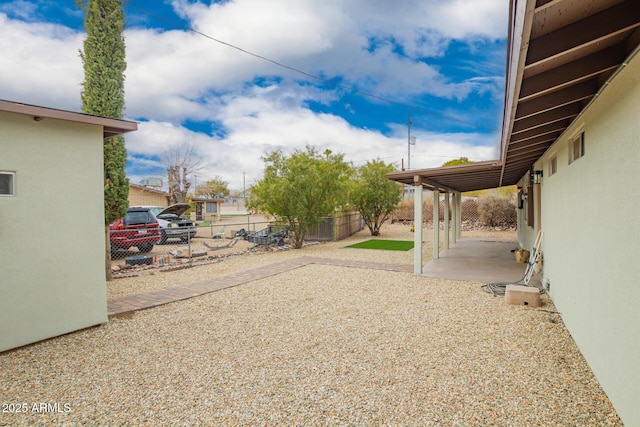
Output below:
[407,113,417,199]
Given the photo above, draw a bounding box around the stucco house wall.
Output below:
[0,107,123,352]
[517,52,640,423]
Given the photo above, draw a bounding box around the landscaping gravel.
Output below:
[0,224,622,426]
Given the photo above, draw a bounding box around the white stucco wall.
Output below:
[518,53,640,425]
[0,111,108,352]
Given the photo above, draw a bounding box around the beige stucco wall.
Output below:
[518,52,640,425]
[0,111,108,352]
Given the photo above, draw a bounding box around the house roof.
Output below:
[0,99,138,139]
[129,183,169,196]
[388,0,640,192]
[192,197,224,203]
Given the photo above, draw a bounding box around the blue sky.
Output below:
[0,0,508,191]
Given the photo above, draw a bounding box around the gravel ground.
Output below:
[0,223,622,426]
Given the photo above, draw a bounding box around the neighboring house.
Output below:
[0,100,137,352]
[388,1,640,425]
[192,197,224,221]
[129,183,170,208]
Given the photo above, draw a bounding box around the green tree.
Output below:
[196,176,230,198]
[78,0,128,280]
[250,146,352,248]
[350,160,402,236]
[442,157,474,167]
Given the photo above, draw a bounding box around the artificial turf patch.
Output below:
[346,239,414,251]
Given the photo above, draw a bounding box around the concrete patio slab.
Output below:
[422,238,538,284]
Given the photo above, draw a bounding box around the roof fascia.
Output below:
[499,0,537,186]
[0,99,138,138]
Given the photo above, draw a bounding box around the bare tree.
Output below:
[163,144,206,204]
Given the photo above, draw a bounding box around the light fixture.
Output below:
[532,170,543,184]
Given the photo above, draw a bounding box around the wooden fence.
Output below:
[305,212,364,241]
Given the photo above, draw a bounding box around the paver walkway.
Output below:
[107,256,413,316]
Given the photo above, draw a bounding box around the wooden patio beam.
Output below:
[512,103,581,134]
[516,80,596,120]
[520,45,625,101]
[527,1,640,66]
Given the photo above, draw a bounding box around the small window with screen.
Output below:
[0,172,15,196]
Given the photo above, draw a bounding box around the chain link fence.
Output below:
[393,195,517,230]
[109,213,365,277]
[109,222,270,277]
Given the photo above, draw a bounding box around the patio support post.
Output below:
[444,192,450,250]
[452,192,457,241]
[433,189,440,260]
[413,176,423,274]
[451,192,457,244]
[455,192,462,241]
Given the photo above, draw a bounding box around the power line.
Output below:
[127,3,498,131]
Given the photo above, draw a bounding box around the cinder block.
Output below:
[505,285,541,307]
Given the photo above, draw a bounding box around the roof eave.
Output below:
[0,99,138,139]
[499,0,537,186]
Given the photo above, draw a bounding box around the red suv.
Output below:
[109,207,161,253]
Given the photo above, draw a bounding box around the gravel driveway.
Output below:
[0,224,622,426]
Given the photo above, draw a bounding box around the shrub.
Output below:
[478,196,517,227]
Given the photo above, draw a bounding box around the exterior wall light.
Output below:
[532,170,543,184]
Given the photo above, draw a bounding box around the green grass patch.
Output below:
[346,239,414,251]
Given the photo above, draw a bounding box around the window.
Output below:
[205,203,217,213]
[549,155,558,176]
[568,132,585,164]
[0,172,15,196]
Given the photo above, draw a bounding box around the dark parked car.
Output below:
[109,207,161,252]
[143,204,197,244]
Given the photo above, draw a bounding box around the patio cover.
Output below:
[388,0,640,193]
[387,0,640,274]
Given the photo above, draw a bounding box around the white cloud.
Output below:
[346,0,508,43]
[122,0,509,117]
[126,88,500,191]
[0,13,83,110]
[1,0,507,117]
[1,1,507,192]
[0,0,37,21]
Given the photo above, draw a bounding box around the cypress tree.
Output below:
[79,0,129,224]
